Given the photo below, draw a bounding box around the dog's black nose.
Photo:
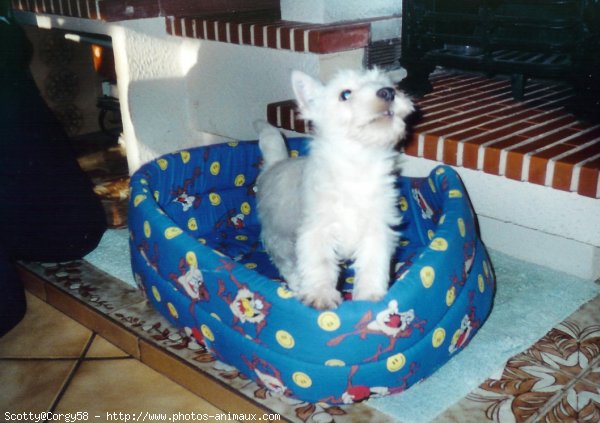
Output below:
[377,87,396,102]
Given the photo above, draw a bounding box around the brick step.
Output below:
[267,71,600,198]
[12,0,380,55]
[166,10,373,54]
[11,0,278,22]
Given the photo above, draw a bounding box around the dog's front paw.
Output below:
[352,285,387,302]
[299,288,342,310]
[353,292,386,302]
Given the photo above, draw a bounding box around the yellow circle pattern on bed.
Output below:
[128,138,495,404]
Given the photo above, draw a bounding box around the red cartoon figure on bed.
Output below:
[217,261,271,339]
[229,288,266,324]
[171,167,202,211]
[138,240,159,273]
[229,212,246,229]
[462,240,476,279]
[447,241,477,299]
[215,201,252,231]
[321,363,417,404]
[242,355,291,397]
[393,252,416,281]
[341,366,390,403]
[449,314,473,354]
[169,251,208,301]
[367,300,415,337]
[173,192,197,212]
[328,300,426,362]
[412,187,434,220]
[449,291,482,354]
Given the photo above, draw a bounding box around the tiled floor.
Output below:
[0,292,235,422]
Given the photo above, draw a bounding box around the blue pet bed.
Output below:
[128,138,495,404]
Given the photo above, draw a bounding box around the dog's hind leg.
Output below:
[262,234,302,291]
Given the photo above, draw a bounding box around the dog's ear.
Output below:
[291,71,323,115]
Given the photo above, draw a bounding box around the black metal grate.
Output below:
[399,0,599,118]
[364,38,402,71]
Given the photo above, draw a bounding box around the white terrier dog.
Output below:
[256,68,413,309]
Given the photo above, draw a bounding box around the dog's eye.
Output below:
[340,89,352,101]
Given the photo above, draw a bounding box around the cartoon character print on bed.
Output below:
[128,139,495,404]
[216,260,272,340]
[326,362,419,404]
[169,251,208,301]
[325,300,426,363]
[241,354,299,399]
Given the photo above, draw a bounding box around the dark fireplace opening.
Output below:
[398,0,600,121]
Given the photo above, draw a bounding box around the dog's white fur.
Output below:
[256,68,413,309]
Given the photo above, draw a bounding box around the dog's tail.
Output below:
[254,120,289,169]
